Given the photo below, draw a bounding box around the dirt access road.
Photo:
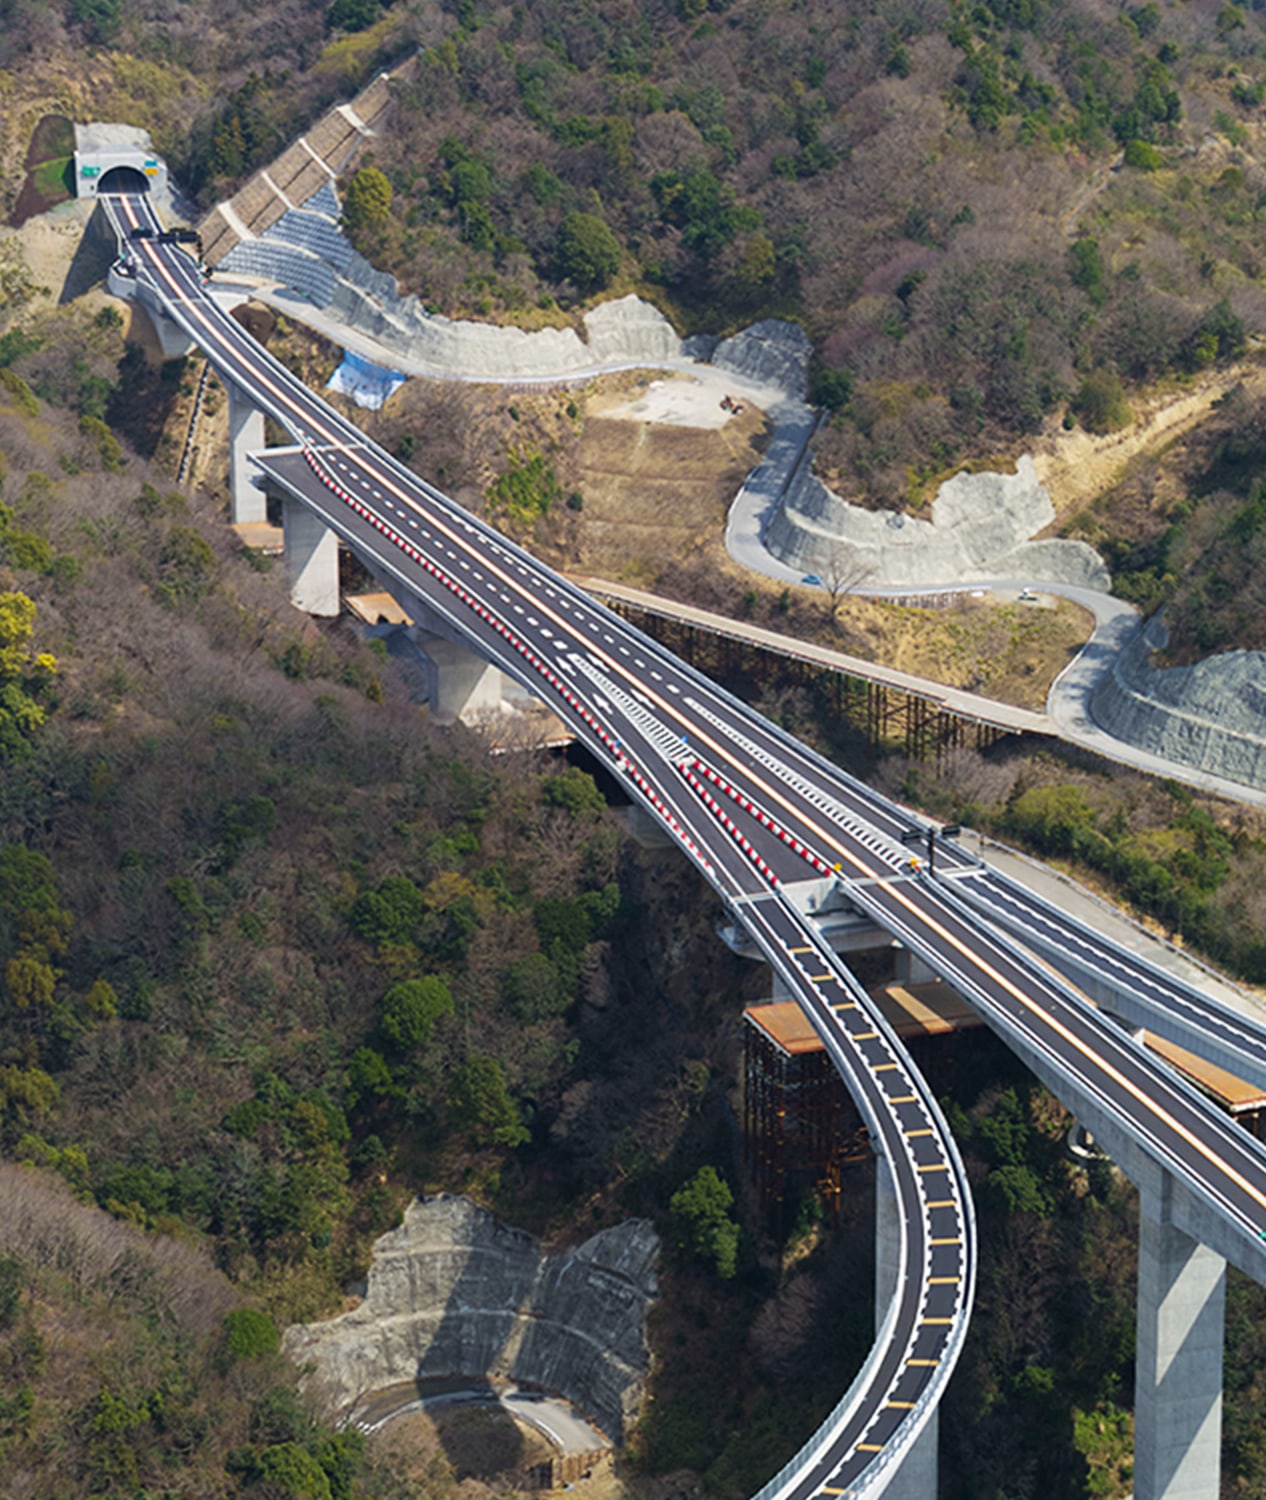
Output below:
[1032,358,1266,517]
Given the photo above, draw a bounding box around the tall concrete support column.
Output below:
[415,631,508,723]
[1134,1179,1225,1500]
[227,381,267,523]
[875,1158,938,1500]
[284,495,340,617]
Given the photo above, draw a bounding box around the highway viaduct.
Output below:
[97,188,1266,1500]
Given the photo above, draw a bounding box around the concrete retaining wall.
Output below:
[1092,615,1266,789]
[283,1196,658,1441]
[765,454,1109,589]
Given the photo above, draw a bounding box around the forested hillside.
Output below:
[9,0,1266,1495]
[7,0,1266,512]
[0,360,774,1495]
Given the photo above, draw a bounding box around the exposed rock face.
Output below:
[766,454,1109,589]
[712,319,812,401]
[1093,615,1266,789]
[283,1196,659,1441]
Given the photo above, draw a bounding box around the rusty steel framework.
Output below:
[743,1013,869,1241]
[600,598,1012,764]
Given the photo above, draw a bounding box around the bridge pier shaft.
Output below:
[414,629,510,724]
[284,495,340,617]
[227,380,267,524]
[875,1159,938,1500]
[1134,1177,1225,1500]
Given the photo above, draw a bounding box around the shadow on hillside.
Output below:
[59,227,113,305]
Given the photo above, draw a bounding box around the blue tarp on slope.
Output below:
[327,349,407,410]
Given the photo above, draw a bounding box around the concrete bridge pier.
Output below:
[875,1158,938,1499]
[284,495,340,617]
[227,380,267,523]
[1134,1176,1225,1500]
[382,589,520,726]
[136,294,197,360]
[413,630,509,723]
[893,948,938,987]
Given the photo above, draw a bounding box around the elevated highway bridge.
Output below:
[99,190,1266,1500]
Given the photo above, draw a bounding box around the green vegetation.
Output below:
[1073,370,1133,434]
[0,592,57,759]
[224,1306,281,1359]
[342,165,392,232]
[913,753,1266,980]
[0,373,749,1493]
[669,1165,740,1279]
[379,975,453,1051]
[1070,386,1266,655]
[554,210,622,293]
[486,448,562,525]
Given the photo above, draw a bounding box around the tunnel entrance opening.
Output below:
[96,165,150,195]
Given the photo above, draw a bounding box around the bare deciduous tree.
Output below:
[819,539,875,625]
